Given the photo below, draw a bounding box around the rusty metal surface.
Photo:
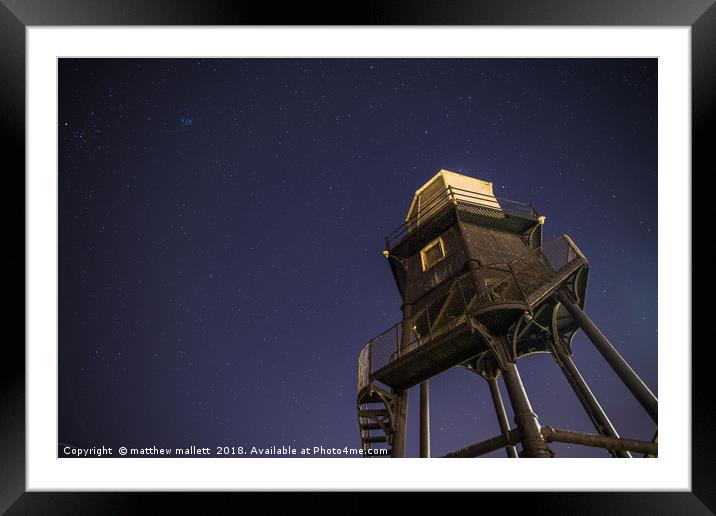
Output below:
[357,234,586,392]
[541,426,658,456]
[443,429,522,458]
[442,426,658,458]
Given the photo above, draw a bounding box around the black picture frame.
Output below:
[2,1,710,513]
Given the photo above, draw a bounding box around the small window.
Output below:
[420,237,446,271]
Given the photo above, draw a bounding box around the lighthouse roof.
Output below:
[405,169,501,224]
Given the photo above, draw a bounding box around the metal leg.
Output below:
[420,380,430,458]
[501,361,552,458]
[550,340,631,458]
[392,303,413,458]
[555,290,658,423]
[392,390,409,458]
[487,376,518,458]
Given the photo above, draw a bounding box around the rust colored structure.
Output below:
[356,170,657,458]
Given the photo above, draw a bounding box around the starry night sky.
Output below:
[58,58,657,458]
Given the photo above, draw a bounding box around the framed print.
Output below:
[2,0,711,513]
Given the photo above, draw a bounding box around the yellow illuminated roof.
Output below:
[405,169,499,223]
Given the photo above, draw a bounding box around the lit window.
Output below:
[420,237,446,271]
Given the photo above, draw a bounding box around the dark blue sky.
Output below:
[58,58,657,458]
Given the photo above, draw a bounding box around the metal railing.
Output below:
[357,234,584,392]
[385,186,538,250]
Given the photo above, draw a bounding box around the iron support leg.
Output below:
[555,290,658,423]
[391,390,409,458]
[501,361,552,458]
[552,343,631,458]
[392,303,413,458]
[487,376,518,458]
[420,380,430,458]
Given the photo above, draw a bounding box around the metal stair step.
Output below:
[360,423,392,431]
[363,436,388,443]
[359,392,385,404]
[359,409,389,418]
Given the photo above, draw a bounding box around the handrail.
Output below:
[386,185,538,250]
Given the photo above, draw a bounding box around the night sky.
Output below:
[59,58,657,458]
